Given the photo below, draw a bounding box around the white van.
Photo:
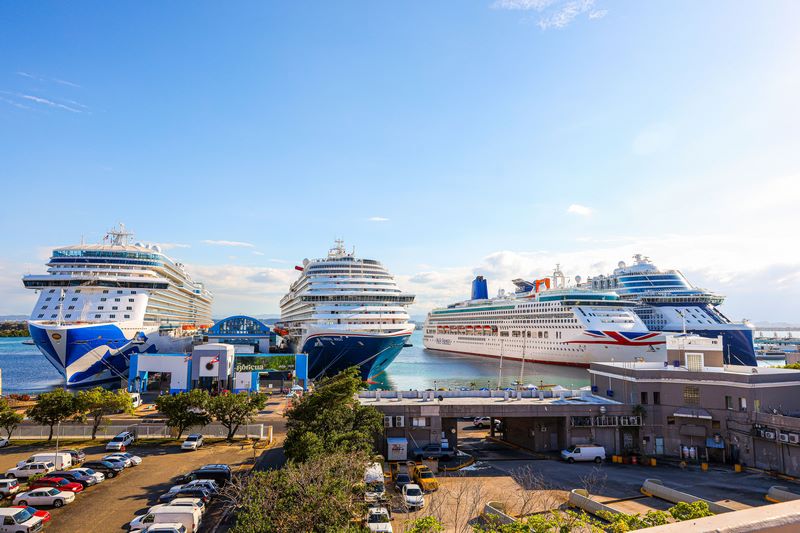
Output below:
[364,462,386,503]
[129,507,201,533]
[129,393,142,409]
[17,452,72,470]
[0,507,45,533]
[561,445,606,464]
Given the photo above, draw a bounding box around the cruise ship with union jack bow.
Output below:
[422,267,666,367]
[277,240,415,381]
[23,225,213,387]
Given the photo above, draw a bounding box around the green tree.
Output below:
[0,398,24,440]
[208,392,267,441]
[156,389,211,439]
[406,516,444,533]
[230,451,369,533]
[284,367,383,462]
[27,389,78,441]
[668,501,714,521]
[75,387,134,440]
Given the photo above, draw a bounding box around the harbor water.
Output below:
[1,330,794,394]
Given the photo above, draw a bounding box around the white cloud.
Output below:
[18,94,82,113]
[567,203,593,216]
[202,240,255,248]
[368,216,389,222]
[492,0,606,30]
[252,251,265,256]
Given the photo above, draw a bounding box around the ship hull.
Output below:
[423,329,667,367]
[298,328,413,381]
[28,321,193,388]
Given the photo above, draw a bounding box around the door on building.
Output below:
[655,437,664,455]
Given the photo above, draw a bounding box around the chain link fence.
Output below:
[11,422,267,440]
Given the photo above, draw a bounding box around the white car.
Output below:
[167,479,219,496]
[366,507,393,532]
[5,462,54,479]
[181,434,204,451]
[106,431,135,451]
[13,487,75,508]
[156,497,206,514]
[70,467,105,483]
[401,484,424,510]
[105,452,142,466]
[0,437,8,448]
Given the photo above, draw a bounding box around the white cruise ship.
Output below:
[582,255,756,365]
[277,240,415,381]
[23,225,213,387]
[423,268,667,367]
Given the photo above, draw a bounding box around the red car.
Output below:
[29,477,84,493]
[11,505,51,522]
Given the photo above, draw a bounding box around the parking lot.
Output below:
[0,439,260,532]
[382,423,800,531]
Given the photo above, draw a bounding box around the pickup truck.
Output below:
[411,444,452,461]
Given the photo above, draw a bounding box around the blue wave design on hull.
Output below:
[301,333,410,381]
[29,323,177,387]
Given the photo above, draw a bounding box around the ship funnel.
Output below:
[472,276,489,300]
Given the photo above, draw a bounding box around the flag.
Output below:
[294,265,304,272]
[209,355,220,364]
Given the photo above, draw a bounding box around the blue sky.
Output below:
[1,1,799,321]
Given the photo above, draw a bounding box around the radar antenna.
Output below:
[106,223,134,246]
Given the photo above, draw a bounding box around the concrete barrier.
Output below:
[483,501,516,524]
[766,486,800,503]
[568,489,622,517]
[640,478,736,514]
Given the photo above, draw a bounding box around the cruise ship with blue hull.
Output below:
[584,255,756,366]
[278,241,415,382]
[23,225,213,387]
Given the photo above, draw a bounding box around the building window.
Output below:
[653,391,660,405]
[754,399,761,413]
[640,391,648,405]
[712,420,721,429]
[739,397,747,412]
[412,417,427,428]
[725,396,733,410]
[667,416,675,425]
[98,306,104,310]
[683,386,700,406]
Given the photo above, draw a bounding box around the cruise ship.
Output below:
[423,268,667,367]
[277,240,415,381]
[582,255,756,365]
[23,225,213,387]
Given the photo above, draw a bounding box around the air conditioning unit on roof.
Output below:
[779,433,789,443]
[764,430,776,440]
[789,433,800,444]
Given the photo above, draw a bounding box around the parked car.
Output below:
[100,456,129,470]
[401,484,424,510]
[393,473,411,492]
[176,465,231,486]
[13,488,75,508]
[16,453,72,470]
[411,444,452,461]
[50,470,97,487]
[0,507,44,533]
[0,438,8,449]
[5,462,55,480]
[104,452,141,467]
[61,449,85,464]
[140,524,188,533]
[158,497,206,514]
[365,506,393,532]
[10,506,51,523]
[166,480,219,496]
[158,487,212,505]
[69,467,105,483]
[105,431,135,451]
[181,434,204,451]
[412,465,438,492]
[81,460,124,478]
[129,505,201,533]
[473,417,502,430]
[130,392,143,409]
[0,478,21,498]
[560,445,606,464]
[29,477,84,494]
